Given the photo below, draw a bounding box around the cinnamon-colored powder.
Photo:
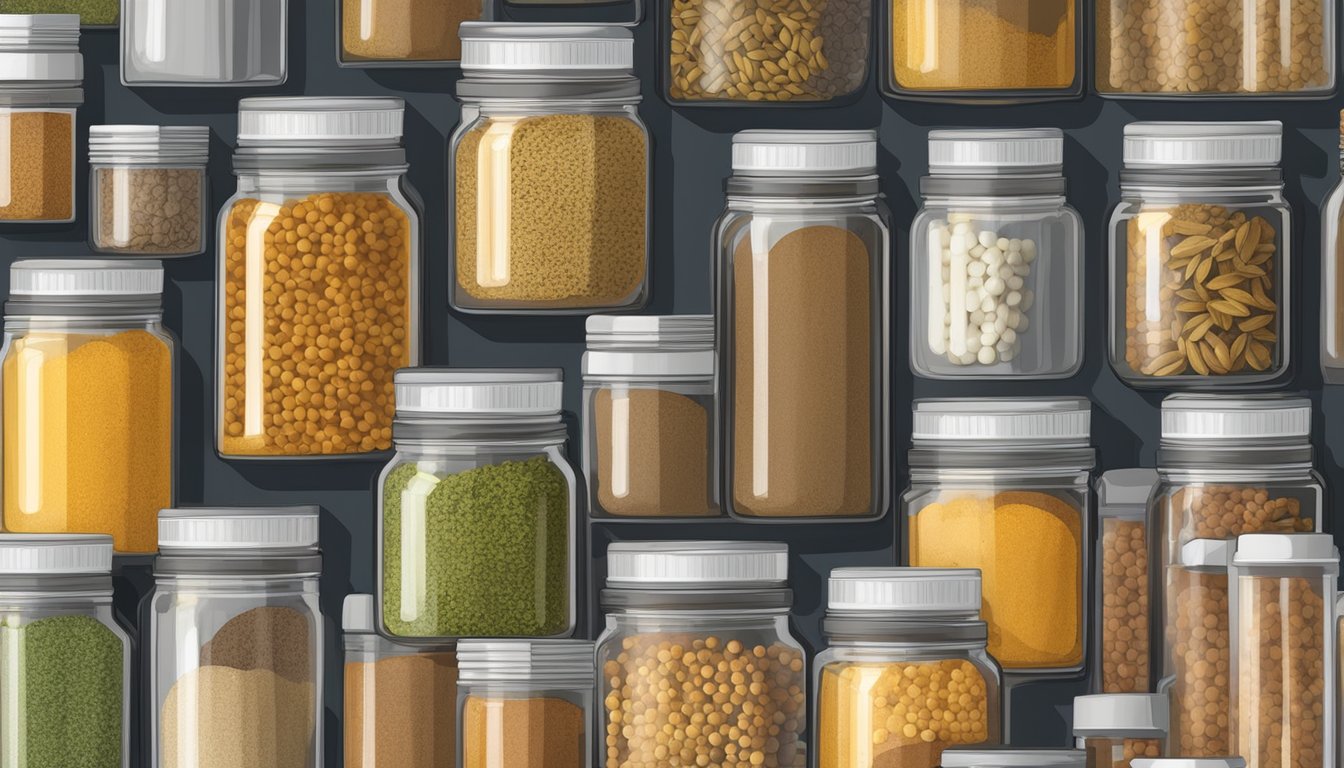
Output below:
[594,387,714,517]
[345,652,457,768]
[462,696,584,768]
[0,111,74,221]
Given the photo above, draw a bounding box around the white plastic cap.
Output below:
[460,23,633,72]
[1233,533,1339,566]
[912,398,1091,446]
[457,639,595,681]
[732,130,877,175]
[1098,469,1159,515]
[394,368,563,416]
[89,125,210,164]
[586,315,714,348]
[928,128,1063,174]
[237,97,404,143]
[158,506,320,550]
[1180,538,1233,570]
[1073,694,1170,737]
[1131,760,1246,768]
[0,534,112,574]
[343,594,375,633]
[0,14,81,83]
[827,568,980,614]
[1160,394,1311,442]
[940,748,1087,768]
[1124,122,1282,169]
[10,259,164,297]
[606,541,788,587]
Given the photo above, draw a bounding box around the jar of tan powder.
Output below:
[1095,468,1158,693]
[89,125,208,257]
[1072,693,1168,768]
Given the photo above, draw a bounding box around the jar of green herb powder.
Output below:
[378,368,577,641]
[0,534,130,768]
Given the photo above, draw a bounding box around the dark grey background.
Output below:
[7,1,1343,764]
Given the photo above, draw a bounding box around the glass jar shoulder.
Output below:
[1,318,175,360]
[218,174,420,221]
[450,104,648,152]
[716,202,890,258]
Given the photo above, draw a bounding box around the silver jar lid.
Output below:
[583,315,714,379]
[0,534,112,574]
[827,567,980,616]
[1072,693,1169,738]
[1124,121,1281,169]
[460,23,633,74]
[606,541,788,588]
[10,259,163,299]
[0,15,82,87]
[89,125,209,165]
[394,368,563,418]
[1160,393,1311,444]
[928,128,1063,176]
[911,397,1092,447]
[457,639,595,682]
[732,130,877,176]
[237,97,405,145]
[158,506,320,551]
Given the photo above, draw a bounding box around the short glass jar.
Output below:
[339,0,480,65]
[1109,121,1290,388]
[1320,110,1344,383]
[216,97,421,459]
[596,541,807,768]
[0,534,130,768]
[377,368,576,641]
[1,260,175,554]
[1095,469,1158,694]
[902,397,1093,674]
[716,130,889,520]
[1072,694,1168,768]
[449,24,649,314]
[89,125,209,257]
[122,0,287,85]
[815,568,1001,768]
[457,639,594,768]
[911,128,1082,378]
[583,315,718,519]
[940,747,1087,768]
[150,506,323,768]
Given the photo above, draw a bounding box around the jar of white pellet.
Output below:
[910,128,1082,379]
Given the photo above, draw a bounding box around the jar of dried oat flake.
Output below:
[1095,469,1158,694]
[217,97,420,459]
[450,24,648,314]
[89,125,208,257]
[1072,694,1168,768]
[1110,121,1290,387]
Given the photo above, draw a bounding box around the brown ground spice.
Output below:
[594,387,714,517]
[0,111,73,221]
[345,652,457,768]
[200,606,312,683]
[462,696,585,768]
[94,167,203,254]
[341,0,478,61]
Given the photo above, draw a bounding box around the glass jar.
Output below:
[1,260,175,554]
[216,97,421,459]
[716,130,889,520]
[582,315,718,520]
[596,541,807,768]
[902,397,1093,674]
[150,506,323,768]
[339,0,479,65]
[1072,694,1168,768]
[122,0,286,85]
[911,128,1082,378]
[0,534,130,768]
[377,368,576,640]
[89,125,209,257]
[449,23,649,314]
[343,594,457,768]
[1096,0,1333,97]
[815,568,1002,768]
[1109,121,1290,388]
[1320,110,1344,383]
[456,639,594,768]
[886,0,1081,101]
[940,747,1087,767]
[1095,469,1158,694]
[1229,533,1339,768]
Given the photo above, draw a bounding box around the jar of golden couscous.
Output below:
[217,97,420,459]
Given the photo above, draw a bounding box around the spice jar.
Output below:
[457,639,594,768]
[343,594,457,768]
[216,97,421,459]
[121,0,286,85]
[886,0,1081,101]
[1096,469,1158,694]
[1109,121,1290,388]
[340,0,479,65]
[1320,111,1344,383]
[582,314,718,519]
[0,14,81,223]
[1,260,174,554]
[911,128,1082,378]
[815,568,1002,768]
[597,541,807,768]
[717,130,889,520]
[902,397,1093,673]
[377,368,576,640]
[89,125,209,257]
[150,506,323,768]
[0,534,129,768]
[939,747,1087,767]
[450,23,649,314]
[1072,694,1168,768]
[1229,533,1339,768]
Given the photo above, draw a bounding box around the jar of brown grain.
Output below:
[1095,469,1158,693]
[89,125,209,257]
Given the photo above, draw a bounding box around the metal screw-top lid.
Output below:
[457,639,595,682]
[827,567,980,615]
[586,315,714,350]
[89,125,210,165]
[1131,760,1246,768]
[0,15,81,86]
[940,748,1088,768]
[912,397,1091,446]
[158,506,320,550]
[1160,394,1311,443]
[460,23,633,73]
[1124,122,1282,168]
[237,97,405,143]
[343,594,376,634]
[0,534,112,574]
[928,128,1063,175]
[1072,694,1170,737]
[606,541,788,587]
[10,259,164,297]
[393,368,563,417]
[1233,533,1339,566]
[732,130,878,175]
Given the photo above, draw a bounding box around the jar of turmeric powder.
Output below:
[902,397,1093,673]
[1,259,174,554]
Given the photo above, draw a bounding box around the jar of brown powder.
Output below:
[89,125,209,256]
[1095,469,1157,693]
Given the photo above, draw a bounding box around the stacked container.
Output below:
[89,125,210,257]
[1072,694,1168,768]
[122,0,287,85]
[1096,469,1158,693]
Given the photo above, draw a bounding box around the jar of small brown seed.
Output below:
[90,125,208,257]
[1096,470,1158,694]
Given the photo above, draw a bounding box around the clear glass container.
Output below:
[911,128,1082,378]
[939,747,1087,767]
[339,0,480,66]
[150,506,323,768]
[1229,533,1338,768]
[815,568,1001,768]
[582,315,718,520]
[89,125,209,257]
[1109,122,1291,388]
[122,0,287,85]
[902,398,1093,674]
[456,639,594,768]
[1,260,175,554]
[0,534,130,768]
[449,24,649,314]
[377,368,576,641]
[1073,694,1168,768]
[716,130,889,520]
[1095,469,1158,694]
[1320,110,1344,382]
[216,97,421,459]
[596,542,807,768]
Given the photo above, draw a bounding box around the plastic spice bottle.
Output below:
[814,568,1002,768]
[1072,693,1168,768]
[89,125,209,257]
[939,747,1087,768]
[121,0,286,85]
[1095,469,1158,693]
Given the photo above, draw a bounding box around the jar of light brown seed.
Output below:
[1095,469,1158,693]
[89,125,208,257]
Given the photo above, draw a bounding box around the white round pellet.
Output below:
[977,346,996,365]
[1008,238,1022,251]
[959,352,977,365]
[979,295,996,313]
[996,237,1010,251]
[1017,315,1030,331]
[964,290,979,307]
[1006,250,1022,266]
[969,310,985,325]
[1006,290,1022,307]
[985,277,1006,296]
[966,333,982,352]
[1013,263,1031,277]
[970,244,986,259]
[980,321,996,335]
[968,261,986,277]
[1007,275,1024,291]
[1001,328,1017,345]
[1021,290,1034,311]
[967,276,983,290]
[953,222,972,234]
[998,265,1014,280]
[984,247,1003,265]
[978,231,995,248]
[999,348,1016,362]
[994,314,1008,335]
[980,332,997,347]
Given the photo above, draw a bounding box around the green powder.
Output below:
[0,0,119,25]
[382,456,571,637]
[0,614,124,768]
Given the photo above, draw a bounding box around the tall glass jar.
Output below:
[902,397,1093,674]
[1095,469,1158,694]
[1320,110,1344,382]
[89,125,209,257]
[216,97,421,459]
[1109,122,1290,388]
[716,130,889,520]
[449,23,649,314]
[596,541,807,768]
[0,534,129,768]
[815,568,1002,768]
[121,0,287,85]
[150,506,323,768]
[911,128,1082,378]
[377,368,576,641]
[1072,694,1168,768]
[1,260,174,554]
